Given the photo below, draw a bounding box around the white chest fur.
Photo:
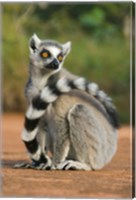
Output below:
[32,74,50,91]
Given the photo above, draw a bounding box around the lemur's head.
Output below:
[29,34,71,73]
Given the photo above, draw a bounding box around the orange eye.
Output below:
[41,52,49,58]
[40,49,50,58]
[58,55,63,62]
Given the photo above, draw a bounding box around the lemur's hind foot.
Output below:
[53,160,91,171]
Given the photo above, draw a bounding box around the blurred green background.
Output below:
[2,2,131,124]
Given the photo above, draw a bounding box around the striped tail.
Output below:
[22,76,119,164]
[68,77,120,129]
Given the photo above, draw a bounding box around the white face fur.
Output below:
[29,34,71,74]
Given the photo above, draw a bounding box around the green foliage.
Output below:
[79,8,105,28]
[2,2,131,124]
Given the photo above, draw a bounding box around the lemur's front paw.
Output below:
[31,161,51,170]
[32,154,52,170]
[29,155,52,170]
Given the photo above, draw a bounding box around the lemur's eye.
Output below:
[58,54,63,62]
[40,49,50,58]
[42,52,49,58]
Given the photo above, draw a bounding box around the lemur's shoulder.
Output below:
[60,68,78,80]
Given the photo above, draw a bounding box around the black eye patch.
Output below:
[40,49,51,59]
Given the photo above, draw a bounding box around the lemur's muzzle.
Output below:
[45,59,59,70]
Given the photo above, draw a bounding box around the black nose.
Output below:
[46,59,59,69]
[52,59,59,69]
[51,59,59,69]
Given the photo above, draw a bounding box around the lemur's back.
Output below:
[53,89,110,124]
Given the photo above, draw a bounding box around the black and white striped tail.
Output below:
[22,76,119,165]
[68,77,120,128]
[22,95,51,164]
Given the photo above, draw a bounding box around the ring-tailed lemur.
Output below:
[14,34,119,170]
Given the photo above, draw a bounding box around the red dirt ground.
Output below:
[0,113,134,198]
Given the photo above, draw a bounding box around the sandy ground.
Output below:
[0,113,134,198]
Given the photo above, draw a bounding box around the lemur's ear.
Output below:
[62,41,71,56]
[29,33,41,53]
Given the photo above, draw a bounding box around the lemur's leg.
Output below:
[52,117,70,168]
[53,103,92,170]
[54,104,107,170]
[67,103,118,170]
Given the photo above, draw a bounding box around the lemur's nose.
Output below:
[51,59,59,69]
[45,59,59,70]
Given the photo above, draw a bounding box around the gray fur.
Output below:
[37,90,118,170]
[40,40,62,50]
